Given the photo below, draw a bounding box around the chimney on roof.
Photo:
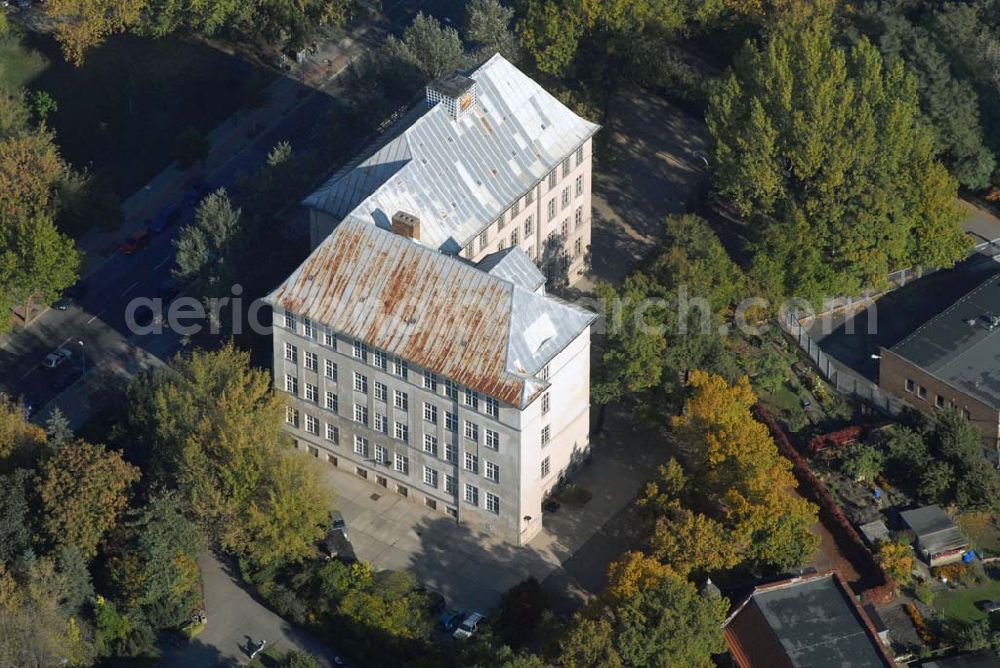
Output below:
[426,72,477,121]
[391,211,421,240]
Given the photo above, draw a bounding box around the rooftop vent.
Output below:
[426,72,477,121]
[391,211,421,241]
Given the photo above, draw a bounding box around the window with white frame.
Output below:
[445,474,457,495]
[464,484,479,506]
[284,342,297,363]
[485,396,498,418]
[392,358,408,379]
[325,391,338,412]
[574,206,583,229]
[353,372,368,393]
[547,199,556,221]
[394,390,408,411]
[353,404,368,426]
[526,189,535,205]
[512,199,520,216]
[353,340,367,361]
[527,245,534,260]
[446,412,458,432]
[285,406,299,427]
[575,174,584,197]
[574,237,582,258]
[423,434,438,457]
[562,157,571,178]
[394,453,409,475]
[444,380,458,400]
[302,318,314,339]
[325,359,337,380]
[541,424,551,446]
[561,187,570,209]
[305,383,318,403]
[305,414,319,434]
[374,412,388,434]
[375,444,387,465]
[485,492,500,514]
[464,241,474,258]
[485,460,499,483]
[541,456,550,478]
[575,145,584,166]
[464,451,478,474]
[423,466,438,487]
[497,238,507,251]
[464,389,479,410]
[511,227,519,245]
[373,349,387,370]
[284,311,296,329]
[354,435,369,457]
[323,328,335,347]
[464,421,478,442]
[498,212,507,229]
[325,423,339,444]
[541,392,550,415]
[304,351,318,372]
[423,402,438,424]
[560,219,568,237]
[525,215,534,235]
[394,422,409,443]
[547,170,557,189]
[285,374,298,395]
[445,443,457,464]
[423,372,438,391]
[540,365,550,381]
[479,229,489,251]
[485,429,499,450]
[374,381,387,401]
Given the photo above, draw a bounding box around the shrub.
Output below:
[914,582,935,605]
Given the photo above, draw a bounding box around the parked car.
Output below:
[42,348,72,369]
[52,296,72,311]
[977,600,1000,613]
[121,229,151,254]
[453,612,484,639]
[330,510,348,539]
[438,609,464,632]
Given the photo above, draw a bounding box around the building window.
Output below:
[485,429,499,450]
[423,402,438,424]
[464,241,474,257]
[561,187,570,209]
[325,391,338,412]
[464,389,479,410]
[541,456,550,478]
[525,215,534,235]
[905,379,915,393]
[560,219,569,237]
[324,359,337,380]
[374,412,388,434]
[353,372,368,393]
[485,461,499,483]
[374,381,387,402]
[373,349,387,370]
[375,444,387,465]
[394,454,409,475]
[304,351,318,372]
[511,228,519,246]
[353,340,367,361]
[285,374,298,395]
[354,435,369,458]
[464,421,479,442]
[936,395,946,408]
[394,422,409,443]
[963,408,971,420]
[305,383,318,403]
[445,474,457,495]
[353,404,368,426]
[485,396,498,418]
[285,406,299,427]
[541,424,551,446]
[562,157,571,179]
[302,318,314,339]
[540,365,550,381]
[547,199,556,221]
[444,379,458,400]
[575,145,584,166]
[548,170,557,190]
[526,189,535,205]
[323,328,335,347]
[325,423,339,444]
[445,412,458,432]
[355,467,368,479]
[541,392,550,415]
[575,206,583,229]
[423,466,438,488]
[479,229,490,251]
[527,245,534,260]
[393,358,408,379]
[284,342,297,363]
[498,212,507,229]
[574,238,582,258]
[305,414,319,435]
[464,451,479,474]
[423,434,438,457]
[512,199,520,216]
[283,311,296,330]
[498,238,506,251]
[575,174,584,197]
[424,372,438,391]
[445,443,457,464]
[464,483,479,506]
[917,386,928,400]
[485,492,500,515]
[394,390,409,411]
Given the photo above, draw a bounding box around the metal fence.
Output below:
[779,314,908,417]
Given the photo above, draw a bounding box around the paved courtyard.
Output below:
[321,404,663,614]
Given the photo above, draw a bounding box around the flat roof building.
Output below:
[879,275,1000,454]
[900,505,968,567]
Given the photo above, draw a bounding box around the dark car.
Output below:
[330,510,348,539]
[438,609,464,632]
[121,229,151,254]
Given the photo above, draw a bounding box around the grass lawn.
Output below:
[13,30,274,197]
[935,578,1000,627]
[959,512,1000,556]
[0,31,49,90]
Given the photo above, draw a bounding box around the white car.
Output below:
[42,348,72,369]
[453,612,484,639]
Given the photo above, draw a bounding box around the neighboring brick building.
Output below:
[302,54,599,285]
[878,275,1000,457]
[265,219,595,546]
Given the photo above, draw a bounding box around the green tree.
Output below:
[465,0,520,63]
[172,188,241,296]
[37,440,140,558]
[557,617,623,668]
[707,9,968,302]
[280,651,322,668]
[0,469,32,563]
[841,442,884,482]
[56,547,95,616]
[45,407,73,448]
[385,13,466,81]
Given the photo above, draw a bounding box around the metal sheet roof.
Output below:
[476,247,546,292]
[303,54,600,252]
[266,219,594,406]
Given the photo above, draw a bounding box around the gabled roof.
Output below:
[303,54,600,253]
[265,219,594,407]
[476,247,546,293]
[725,572,893,668]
